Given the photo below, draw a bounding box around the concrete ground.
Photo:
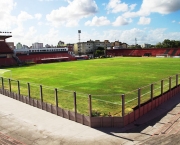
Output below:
[1,92,180,145]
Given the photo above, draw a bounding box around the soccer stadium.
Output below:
[0,34,180,128]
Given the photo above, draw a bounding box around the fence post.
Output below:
[55,88,58,115]
[138,88,141,108]
[40,85,43,109]
[9,79,11,92]
[176,74,178,87]
[1,77,4,94]
[169,77,172,90]
[88,94,92,117]
[151,84,153,101]
[17,80,20,96]
[27,83,30,99]
[121,94,125,117]
[161,80,164,95]
[74,92,77,122]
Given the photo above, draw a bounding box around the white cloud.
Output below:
[0,0,16,30]
[140,0,180,15]
[106,0,129,13]
[39,0,54,1]
[112,16,131,26]
[123,0,180,19]
[46,0,98,27]
[17,11,33,22]
[85,16,111,26]
[10,26,37,45]
[38,22,43,26]
[35,13,42,20]
[138,17,151,25]
[129,4,137,11]
[172,20,176,23]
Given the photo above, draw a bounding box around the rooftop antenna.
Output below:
[78,30,81,43]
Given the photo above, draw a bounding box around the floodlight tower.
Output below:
[135,38,137,45]
[78,30,81,43]
[78,30,81,56]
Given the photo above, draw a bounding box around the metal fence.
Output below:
[123,74,180,116]
[0,73,179,117]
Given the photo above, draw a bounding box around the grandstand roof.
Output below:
[0,35,12,41]
[0,41,13,54]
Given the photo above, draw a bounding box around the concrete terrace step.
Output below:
[142,131,180,145]
[166,121,180,135]
[0,132,24,145]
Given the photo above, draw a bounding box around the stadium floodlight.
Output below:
[78,30,81,43]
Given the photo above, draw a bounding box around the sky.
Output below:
[0,0,180,47]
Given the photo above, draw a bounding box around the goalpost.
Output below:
[0,69,12,78]
[156,54,169,58]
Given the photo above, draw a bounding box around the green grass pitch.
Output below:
[2,57,180,116]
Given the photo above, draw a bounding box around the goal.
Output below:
[156,54,169,58]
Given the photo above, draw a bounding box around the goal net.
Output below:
[156,54,169,58]
[0,69,12,78]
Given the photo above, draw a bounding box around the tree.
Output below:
[162,39,171,48]
[95,47,105,57]
[156,42,163,48]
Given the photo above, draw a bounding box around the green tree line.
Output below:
[156,39,180,48]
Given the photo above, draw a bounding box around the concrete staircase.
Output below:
[0,132,24,145]
[138,105,180,144]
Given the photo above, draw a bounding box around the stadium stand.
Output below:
[171,49,178,56]
[106,48,180,57]
[0,41,13,54]
[17,52,76,64]
[0,58,17,67]
[0,35,18,67]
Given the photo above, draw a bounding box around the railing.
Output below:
[0,73,180,117]
[123,74,180,116]
[0,73,180,128]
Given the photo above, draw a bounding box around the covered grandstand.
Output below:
[106,48,180,57]
[0,35,17,67]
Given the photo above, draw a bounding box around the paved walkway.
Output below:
[0,92,180,145]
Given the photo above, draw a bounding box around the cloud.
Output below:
[35,13,42,20]
[172,20,176,23]
[129,4,137,11]
[112,16,131,26]
[85,16,111,26]
[46,0,98,27]
[0,0,16,30]
[123,0,180,19]
[140,0,180,14]
[138,17,151,25]
[17,11,33,22]
[106,0,129,13]
[39,0,54,1]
